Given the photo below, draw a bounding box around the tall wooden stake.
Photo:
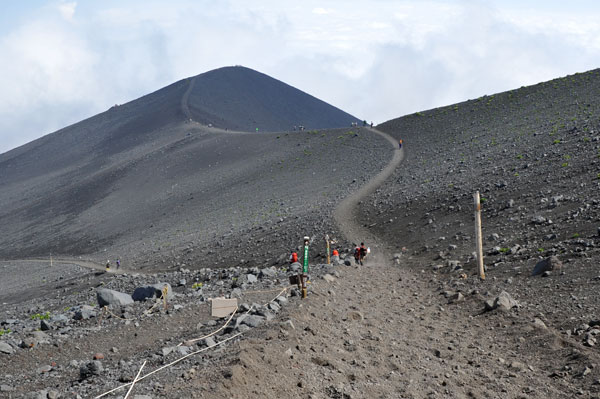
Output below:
[325,234,330,265]
[474,191,485,280]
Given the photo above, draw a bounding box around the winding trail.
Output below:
[333,127,403,262]
[181,76,197,121]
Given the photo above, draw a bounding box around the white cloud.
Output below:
[58,1,77,21]
[312,7,332,15]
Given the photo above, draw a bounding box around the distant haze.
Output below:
[2,0,600,154]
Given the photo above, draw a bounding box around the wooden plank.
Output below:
[211,298,238,318]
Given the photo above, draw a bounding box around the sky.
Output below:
[1,0,600,154]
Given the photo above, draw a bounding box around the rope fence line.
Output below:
[97,285,292,325]
[97,289,167,324]
[93,284,294,398]
[177,305,239,347]
[93,332,244,399]
[123,360,146,399]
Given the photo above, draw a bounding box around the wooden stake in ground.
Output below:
[474,191,485,280]
[302,236,309,298]
[325,234,330,265]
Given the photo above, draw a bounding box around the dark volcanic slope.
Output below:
[186,66,360,131]
[0,66,380,268]
[365,68,600,257]
[359,69,600,392]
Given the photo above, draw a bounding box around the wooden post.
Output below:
[325,234,330,265]
[474,191,485,280]
[162,286,169,310]
[50,254,53,267]
[302,237,309,298]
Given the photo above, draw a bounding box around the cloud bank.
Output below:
[1,0,600,153]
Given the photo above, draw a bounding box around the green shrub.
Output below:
[0,328,11,336]
[30,311,51,321]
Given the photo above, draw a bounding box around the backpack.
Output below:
[354,247,360,259]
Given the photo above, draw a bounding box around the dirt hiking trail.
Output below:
[333,128,404,263]
[206,129,581,399]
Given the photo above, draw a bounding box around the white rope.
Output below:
[93,332,244,399]
[123,360,146,399]
[94,285,291,398]
[177,306,238,347]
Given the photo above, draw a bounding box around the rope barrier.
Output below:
[94,284,292,398]
[123,360,146,399]
[93,332,244,399]
[97,287,169,324]
[177,305,239,347]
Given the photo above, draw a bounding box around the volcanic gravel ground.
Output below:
[0,126,391,273]
[4,70,600,398]
[358,69,600,395]
[0,261,91,306]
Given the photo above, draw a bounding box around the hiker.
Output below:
[359,242,368,264]
[105,260,110,271]
[370,121,373,128]
[354,245,361,265]
[116,258,121,269]
[289,251,298,264]
[398,139,403,149]
[331,249,340,265]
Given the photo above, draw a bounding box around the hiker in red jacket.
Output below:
[359,243,368,264]
[289,251,298,264]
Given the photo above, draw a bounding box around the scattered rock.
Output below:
[132,283,173,301]
[485,291,519,312]
[97,288,134,307]
[532,256,562,276]
[0,342,14,355]
[448,292,464,304]
[73,305,97,320]
[79,360,103,380]
[533,318,547,329]
[241,315,265,328]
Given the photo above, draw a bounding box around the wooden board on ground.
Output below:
[211,298,238,317]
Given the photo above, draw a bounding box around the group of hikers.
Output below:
[289,242,369,266]
[105,258,121,271]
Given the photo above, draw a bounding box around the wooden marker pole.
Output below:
[474,191,485,280]
[302,237,309,298]
[325,234,331,265]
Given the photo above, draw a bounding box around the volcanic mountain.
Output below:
[0,66,381,268]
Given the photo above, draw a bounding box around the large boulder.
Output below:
[132,283,173,302]
[532,256,562,276]
[97,289,134,307]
